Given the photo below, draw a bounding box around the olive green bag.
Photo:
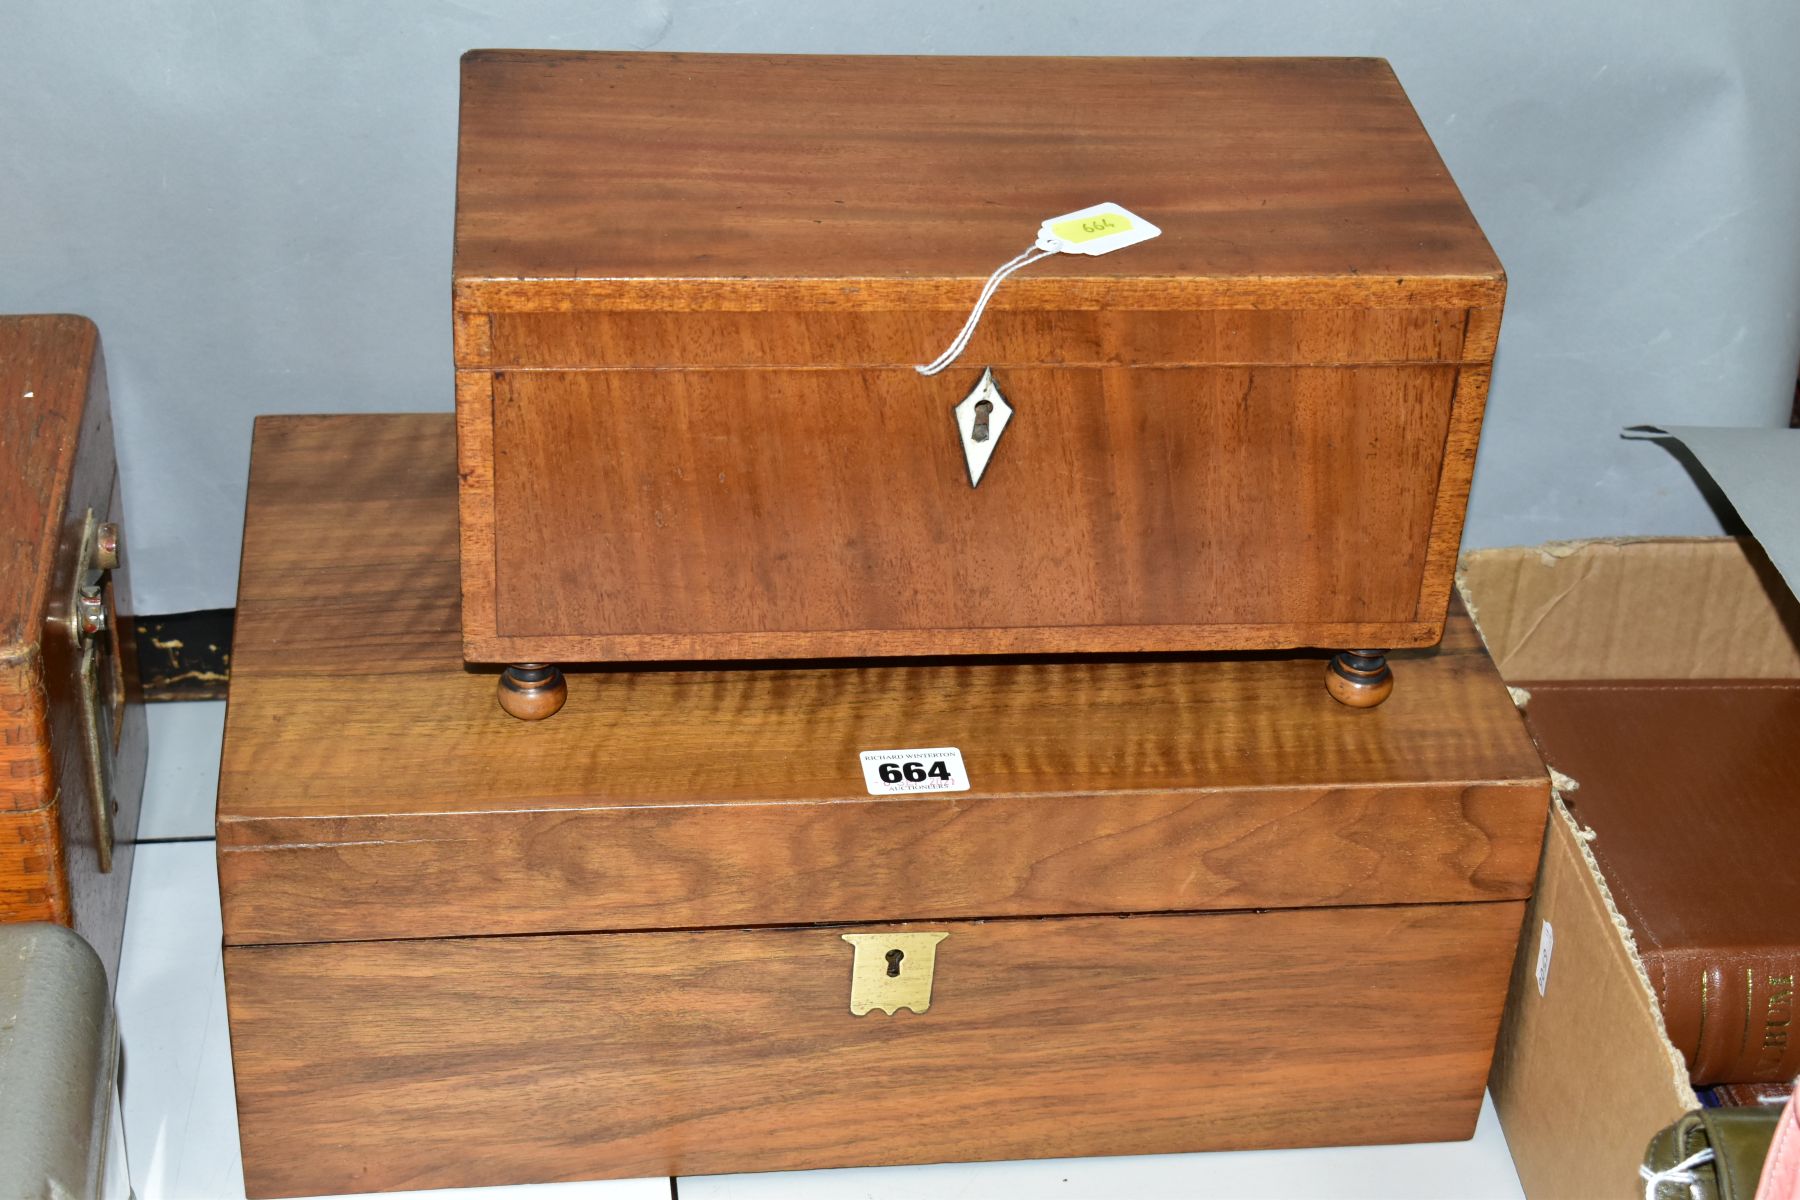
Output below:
[1642,1107,1781,1200]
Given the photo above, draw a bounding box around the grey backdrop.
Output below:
[5,1,1799,614]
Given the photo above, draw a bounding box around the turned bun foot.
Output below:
[1326,649,1393,709]
[498,663,567,721]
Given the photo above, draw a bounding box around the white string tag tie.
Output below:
[1639,1145,1715,1200]
[915,202,1161,377]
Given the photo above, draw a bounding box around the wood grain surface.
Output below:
[452,54,1504,664]
[0,315,146,985]
[0,800,66,923]
[222,777,1544,946]
[1414,358,1498,624]
[453,54,1502,304]
[474,307,1477,370]
[1,314,94,664]
[229,900,1526,1197]
[220,414,1547,945]
[489,365,1456,642]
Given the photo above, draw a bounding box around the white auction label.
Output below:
[1534,920,1555,997]
[858,747,971,796]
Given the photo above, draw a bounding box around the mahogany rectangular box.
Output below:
[1,314,147,987]
[453,53,1505,675]
[221,414,1547,1197]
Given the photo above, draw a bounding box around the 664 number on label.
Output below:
[881,760,950,785]
[859,747,971,796]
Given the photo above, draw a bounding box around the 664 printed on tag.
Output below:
[859,747,971,796]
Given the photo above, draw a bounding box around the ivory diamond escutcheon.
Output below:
[953,368,1014,488]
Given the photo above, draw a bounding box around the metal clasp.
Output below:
[67,508,122,872]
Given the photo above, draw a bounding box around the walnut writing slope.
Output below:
[220,415,1547,1197]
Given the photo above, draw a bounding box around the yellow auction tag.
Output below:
[1049,211,1135,244]
[1037,203,1161,256]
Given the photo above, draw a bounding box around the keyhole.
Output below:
[971,399,992,442]
[885,948,905,977]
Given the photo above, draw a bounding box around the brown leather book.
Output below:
[1518,680,1800,1085]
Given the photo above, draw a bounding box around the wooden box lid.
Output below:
[220,414,1547,947]
[452,53,1502,322]
[1,315,100,676]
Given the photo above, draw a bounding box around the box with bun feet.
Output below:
[451,52,1505,719]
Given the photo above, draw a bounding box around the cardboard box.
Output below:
[1465,428,1800,1200]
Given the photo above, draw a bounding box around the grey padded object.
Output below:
[0,923,120,1200]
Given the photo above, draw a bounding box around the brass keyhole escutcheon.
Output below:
[843,932,948,1015]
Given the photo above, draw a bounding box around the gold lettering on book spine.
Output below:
[1697,967,1710,1069]
[1743,967,1756,1064]
[1756,973,1795,1076]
